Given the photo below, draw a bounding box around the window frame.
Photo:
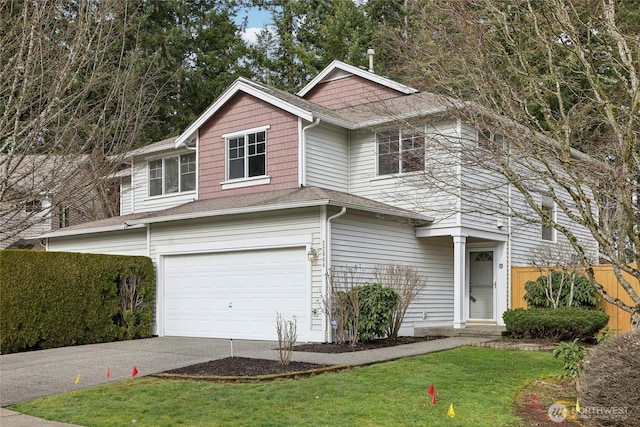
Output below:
[541,195,556,242]
[58,205,70,228]
[221,125,270,188]
[147,152,197,197]
[376,126,426,176]
[478,129,504,150]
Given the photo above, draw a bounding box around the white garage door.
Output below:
[163,247,308,341]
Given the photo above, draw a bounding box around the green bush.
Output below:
[0,250,154,354]
[524,270,599,309]
[502,307,609,340]
[579,330,639,426]
[353,283,399,342]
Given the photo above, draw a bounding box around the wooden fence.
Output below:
[511,264,639,334]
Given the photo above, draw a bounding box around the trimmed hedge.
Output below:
[0,250,154,354]
[503,307,609,341]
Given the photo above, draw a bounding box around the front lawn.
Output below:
[11,346,563,426]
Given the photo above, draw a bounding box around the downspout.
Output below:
[324,206,347,341]
[300,118,321,186]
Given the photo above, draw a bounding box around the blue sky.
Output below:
[236,7,273,44]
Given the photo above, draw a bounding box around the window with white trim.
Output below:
[541,195,556,241]
[478,129,504,149]
[58,205,70,228]
[227,129,267,180]
[148,152,196,197]
[377,127,425,175]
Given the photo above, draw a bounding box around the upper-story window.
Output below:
[148,152,196,197]
[541,195,556,241]
[227,130,266,180]
[377,127,425,175]
[58,205,70,228]
[478,129,504,149]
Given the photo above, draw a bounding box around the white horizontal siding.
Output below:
[305,122,349,191]
[509,188,598,266]
[120,177,133,216]
[331,213,454,330]
[47,229,147,256]
[348,121,460,228]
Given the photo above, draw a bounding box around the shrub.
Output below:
[552,339,588,380]
[502,308,609,340]
[353,283,399,342]
[524,270,599,309]
[579,330,639,426]
[0,250,154,354]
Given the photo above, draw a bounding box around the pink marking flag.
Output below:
[131,366,138,377]
[106,368,111,379]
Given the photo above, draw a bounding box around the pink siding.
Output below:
[304,75,404,109]
[198,93,299,199]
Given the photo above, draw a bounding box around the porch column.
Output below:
[453,235,466,329]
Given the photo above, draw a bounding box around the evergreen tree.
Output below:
[247,0,372,92]
[132,0,249,145]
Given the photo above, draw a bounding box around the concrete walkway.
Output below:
[1,336,492,426]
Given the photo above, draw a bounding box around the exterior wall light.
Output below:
[307,247,318,262]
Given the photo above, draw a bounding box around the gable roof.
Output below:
[39,186,433,238]
[296,60,419,98]
[175,61,424,149]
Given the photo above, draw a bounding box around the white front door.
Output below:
[468,250,495,321]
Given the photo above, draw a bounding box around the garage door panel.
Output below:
[163,247,308,340]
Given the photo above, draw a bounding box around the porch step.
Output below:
[415,325,506,338]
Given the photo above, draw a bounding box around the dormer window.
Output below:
[148,152,196,197]
[227,129,267,180]
[221,126,271,189]
[377,127,425,175]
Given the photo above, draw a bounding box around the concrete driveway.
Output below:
[0,337,278,407]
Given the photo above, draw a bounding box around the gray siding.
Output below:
[47,229,147,256]
[305,122,349,191]
[331,213,454,329]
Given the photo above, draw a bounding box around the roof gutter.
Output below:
[125,199,433,227]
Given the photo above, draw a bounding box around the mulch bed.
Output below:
[162,357,330,377]
[293,335,443,353]
[157,336,443,379]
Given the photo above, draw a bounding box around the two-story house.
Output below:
[40,61,597,342]
[1,155,118,250]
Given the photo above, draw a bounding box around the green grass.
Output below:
[11,346,561,426]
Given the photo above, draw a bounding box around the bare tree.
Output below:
[374,263,426,340]
[0,0,159,246]
[275,312,297,366]
[324,265,363,345]
[380,0,639,329]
